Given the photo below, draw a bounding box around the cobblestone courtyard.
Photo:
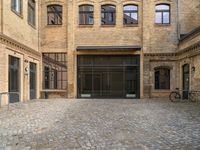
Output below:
[0,99,200,150]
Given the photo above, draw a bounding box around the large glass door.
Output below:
[9,56,20,103]
[77,55,140,98]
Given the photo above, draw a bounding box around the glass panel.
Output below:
[156,5,169,10]
[163,12,169,24]
[124,5,138,11]
[155,12,162,23]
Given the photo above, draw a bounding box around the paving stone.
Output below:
[0,99,199,149]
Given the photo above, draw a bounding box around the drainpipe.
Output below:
[177,0,180,40]
[1,0,3,33]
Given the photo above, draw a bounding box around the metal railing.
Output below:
[0,92,20,110]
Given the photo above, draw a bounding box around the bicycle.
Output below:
[169,88,196,102]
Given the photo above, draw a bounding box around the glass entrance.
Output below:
[77,55,140,98]
[30,62,37,99]
[9,56,20,103]
[182,64,190,99]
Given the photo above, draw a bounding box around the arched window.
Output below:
[123,5,138,24]
[11,0,22,15]
[28,0,36,26]
[155,4,170,24]
[47,5,62,25]
[101,5,116,25]
[155,68,170,89]
[79,5,94,25]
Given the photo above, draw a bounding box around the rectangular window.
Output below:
[123,5,138,25]
[28,0,36,26]
[79,5,94,25]
[11,0,22,15]
[47,5,62,25]
[42,53,67,90]
[101,5,116,25]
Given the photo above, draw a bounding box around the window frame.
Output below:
[79,4,94,25]
[28,0,36,27]
[123,4,138,25]
[11,0,23,17]
[42,53,68,90]
[101,4,116,25]
[155,3,170,25]
[154,68,170,90]
[47,4,63,25]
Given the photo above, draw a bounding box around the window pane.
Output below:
[156,5,169,10]
[163,12,170,23]
[155,12,162,23]
[124,5,138,11]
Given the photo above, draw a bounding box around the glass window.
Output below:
[11,0,22,15]
[42,53,67,90]
[101,5,116,25]
[155,4,170,24]
[47,5,62,25]
[155,68,170,89]
[79,5,94,25]
[123,5,138,24]
[28,0,36,26]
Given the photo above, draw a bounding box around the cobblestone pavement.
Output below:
[0,99,200,150]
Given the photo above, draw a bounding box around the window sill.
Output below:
[154,23,171,27]
[153,89,171,92]
[28,22,36,29]
[78,25,94,28]
[101,24,116,27]
[124,24,139,27]
[46,24,63,28]
[11,9,23,19]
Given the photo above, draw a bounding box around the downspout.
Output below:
[177,0,180,40]
[1,0,3,33]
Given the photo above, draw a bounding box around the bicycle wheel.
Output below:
[169,92,181,102]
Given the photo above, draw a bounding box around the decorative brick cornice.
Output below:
[144,41,200,58]
[0,33,41,57]
[144,53,176,57]
[177,41,200,56]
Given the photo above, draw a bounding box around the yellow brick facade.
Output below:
[0,0,200,105]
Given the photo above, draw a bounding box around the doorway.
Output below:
[30,62,37,99]
[77,55,140,98]
[182,64,190,99]
[9,56,20,103]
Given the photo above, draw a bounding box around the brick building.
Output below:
[0,0,200,105]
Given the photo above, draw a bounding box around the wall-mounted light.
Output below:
[24,59,29,63]
[191,66,195,73]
